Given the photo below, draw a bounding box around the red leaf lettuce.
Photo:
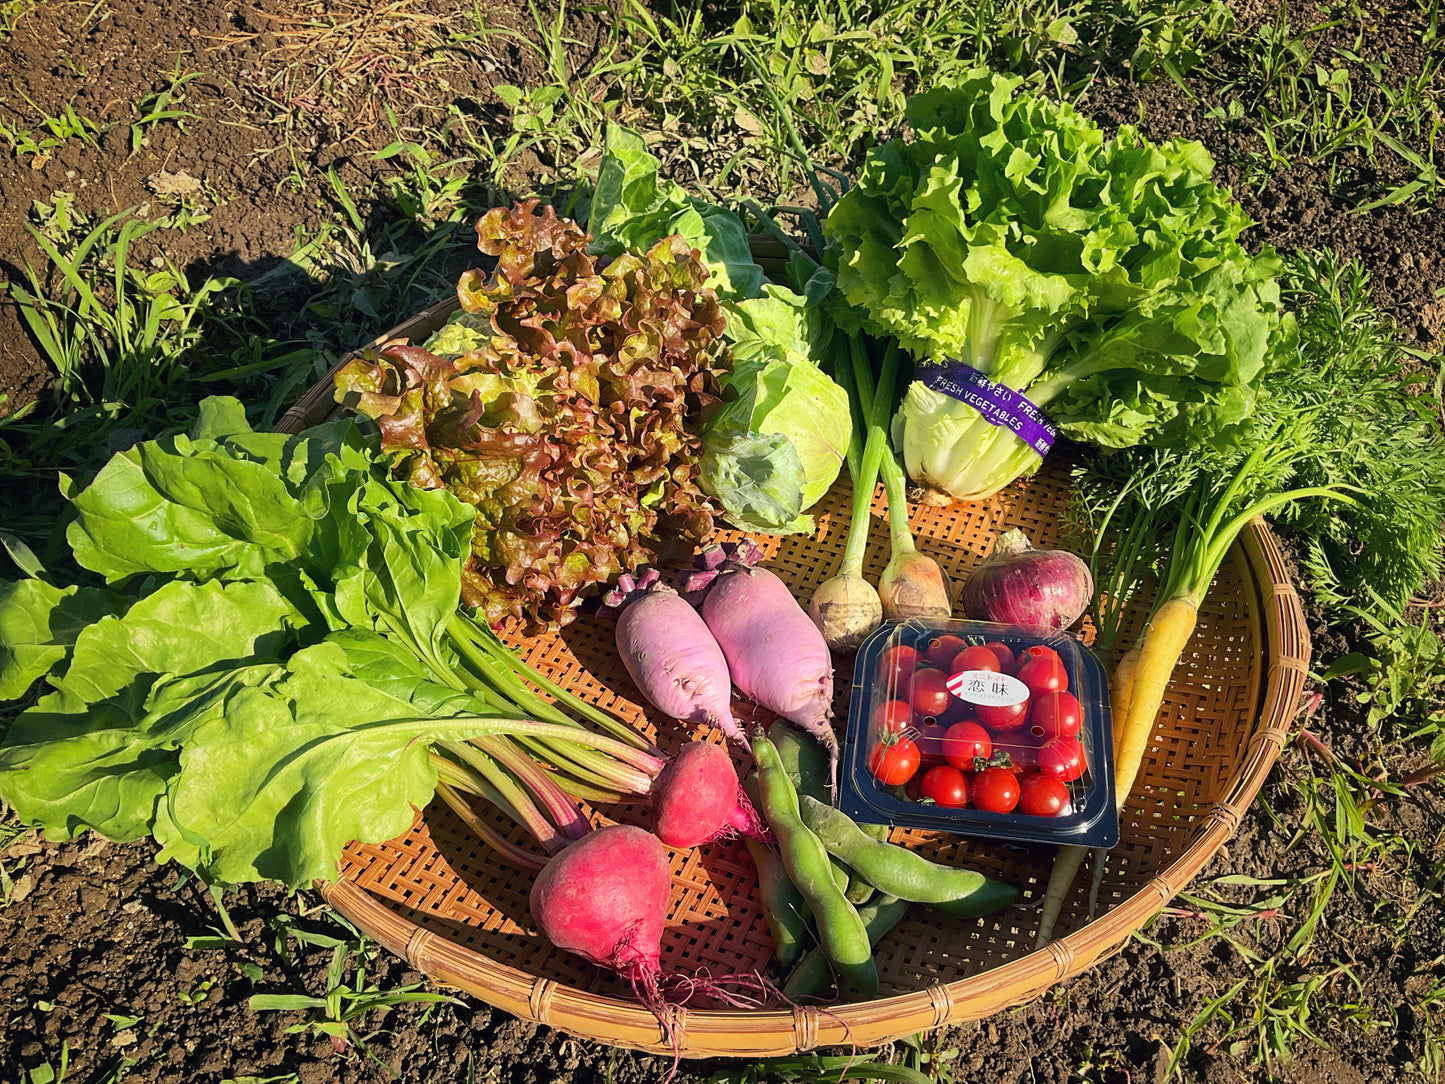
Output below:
[334,201,726,629]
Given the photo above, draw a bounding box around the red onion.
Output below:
[961,529,1093,630]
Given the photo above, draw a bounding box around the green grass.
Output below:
[1140,627,1445,1079]
[129,54,202,154]
[246,911,462,1074]
[0,97,100,164]
[1205,2,1445,205]
[17,1042,70,1084]
[0,809,33,907]
[0,212,234,542]
[0,0,34,36]
[0,157,493,556]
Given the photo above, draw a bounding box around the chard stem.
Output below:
[472,736,591,840]
[541,770,630,805]
[434,781,549,873]
[519,734,655,796]
[367,714,666,777]
[448,614,658,754]
[446,617,577,728]
[436,743,562,852]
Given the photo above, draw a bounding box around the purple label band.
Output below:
[917,358,1057,457]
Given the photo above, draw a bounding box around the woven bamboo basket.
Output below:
[274,238,1309,1058]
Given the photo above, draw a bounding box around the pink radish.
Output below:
[651,741,770,849]
[684,543,838,791]
[604,569,747,748]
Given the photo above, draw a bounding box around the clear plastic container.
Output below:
[838,618,1118,848]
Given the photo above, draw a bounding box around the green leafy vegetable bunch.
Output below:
[826,68,1287,503]
[0,400,661,890]
[335,200,728,629]
[0,402,480,887]
[586,124,853,536]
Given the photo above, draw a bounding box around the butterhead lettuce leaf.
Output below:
[700,288,851,534]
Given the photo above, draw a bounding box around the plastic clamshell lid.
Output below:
[838,618,1120,849]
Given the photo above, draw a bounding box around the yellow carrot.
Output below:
[1109,646,1141,754]
[1035,608,1194,947]
[1111,599,1197,801]
[1081,645,1144,920]
[1040,607,1196,948]
[1033,436,1354,950]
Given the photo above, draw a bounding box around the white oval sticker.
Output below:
[946,669,1031,707]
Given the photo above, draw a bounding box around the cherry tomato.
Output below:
[1038,736,1086,782]
[903,770,924,802]
[937,698,978,727]
[976,698,1031,731]
[913,717,951,753]
[872,698,914,735]
[919,765,969,807]
[1029,690,1083,741]
[1018,644,1061,666]
[924,635,967,669]
[869,735,921,786]
[1016,653,1069,697]
[942,721,992,768]
[983,641,1016,672]
[880,644,922,693]
[970,767,1020,814]
[992,739,1040,774]
[951,645,1002,674]
[909,667,952,718]
[1018,773,1071,817]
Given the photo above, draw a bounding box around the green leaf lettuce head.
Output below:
[699,287,852,534]
[825,68,1285,503]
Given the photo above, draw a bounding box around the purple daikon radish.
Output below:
[603,569,747,749]
[684,542,838,791]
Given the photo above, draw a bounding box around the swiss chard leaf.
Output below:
[0,579,122,701]
[65,434,319,583]
[0,578,296,841]
[332,474,475,685]
[159,642,493,887]
[326,628,490,718]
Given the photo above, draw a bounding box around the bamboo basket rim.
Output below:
[282,253,1310,1059]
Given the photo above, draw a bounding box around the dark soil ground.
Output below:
[2,0,1443,1082]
